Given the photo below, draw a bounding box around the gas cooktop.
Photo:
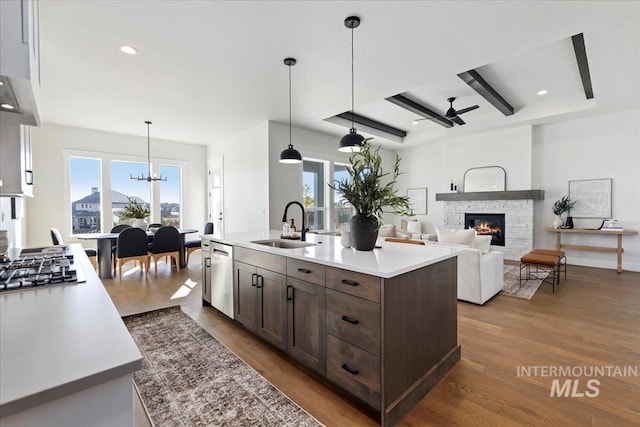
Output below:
[0,246,86,293]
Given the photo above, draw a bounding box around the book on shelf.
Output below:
[601,227,624,231]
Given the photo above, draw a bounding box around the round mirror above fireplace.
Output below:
[463,166,506,192]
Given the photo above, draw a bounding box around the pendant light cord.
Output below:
[289,64,293,148]
[146,121,152,177]
[350,24,355,129]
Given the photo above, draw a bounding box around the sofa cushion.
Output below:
[436,227,476,246]
[473,235,492,254]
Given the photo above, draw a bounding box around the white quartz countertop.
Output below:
[203,230,460,278]
[0,244,142,418]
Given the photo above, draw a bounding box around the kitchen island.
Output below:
[203,231,461,426]
[0,244,142,427]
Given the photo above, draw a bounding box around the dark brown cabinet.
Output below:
[286,276,326,375]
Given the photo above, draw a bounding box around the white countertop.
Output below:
[0,244,142,418]
[203,230,460,278]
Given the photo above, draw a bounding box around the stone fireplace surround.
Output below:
[436,190,544,261]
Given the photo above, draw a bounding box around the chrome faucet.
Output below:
[282,201,307,241]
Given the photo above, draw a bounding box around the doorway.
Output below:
[208,157,224,238]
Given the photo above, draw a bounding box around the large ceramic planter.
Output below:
[350,214,378,251]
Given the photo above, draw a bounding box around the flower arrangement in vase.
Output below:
[119,196,151,229]
[552,195,576,228]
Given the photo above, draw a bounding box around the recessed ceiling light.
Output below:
[537,89,548,96]
[1,103,15,110]
[0,81,4,86]
[120,45,137,55]
[412,120,420,125]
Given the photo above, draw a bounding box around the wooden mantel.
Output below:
[435,189,545,201]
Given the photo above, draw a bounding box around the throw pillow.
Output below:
[473,235,492,254]
[436,227,476,247]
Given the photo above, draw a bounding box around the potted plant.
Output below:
[120,196,151,229]
[552,195,576,228]
[330,139,413,250]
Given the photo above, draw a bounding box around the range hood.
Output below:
[0,75,39,126]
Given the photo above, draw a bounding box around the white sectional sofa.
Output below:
[427,228,504,305]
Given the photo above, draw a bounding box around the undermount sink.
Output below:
[250,239,316,249]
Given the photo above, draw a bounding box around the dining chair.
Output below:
[184,222,213,265]
[114,227,149,281]
[110,224,132,272]
[148,226,181,276]
[50,227,98,268]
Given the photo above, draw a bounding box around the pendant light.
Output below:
[279,57,302,164]
[338,16,365,153]
[130,120,167,182]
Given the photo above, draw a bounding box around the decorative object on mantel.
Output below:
[330,140,413,251]
[123,306,323,427]
[568,178,612,218]
[338,16,365,153]
[279,57,302,164]
[119,196,151,229]
[552,196,576,229]
[130,121,167,182]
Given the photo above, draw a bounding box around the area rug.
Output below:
[501,265,549,299]
[123,306,323,427]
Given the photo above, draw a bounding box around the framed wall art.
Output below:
[568,178,612,218]
[407,188,427,215]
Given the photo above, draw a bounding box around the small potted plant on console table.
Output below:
[552,195,576,229]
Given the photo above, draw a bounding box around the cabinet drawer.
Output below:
[235,246,286,273]
[326,267,381,303]
[326,289,380,356]
[326,334,380,410]
[287,258,325,286]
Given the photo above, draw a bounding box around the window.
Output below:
[111,161,151,228]
[65,150,183,236]
[159,165,181,227]
[333,163,352,230]
[69,157,102,234]
[303,160,326,231]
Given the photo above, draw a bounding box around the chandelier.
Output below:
[130,120,166,182]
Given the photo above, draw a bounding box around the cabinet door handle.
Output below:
[205,257,211,267]
[251,273,258,287]
[340,279,359,286]
[286,285,293,301]
[25,170,34,185]
[257,275,263,289]
[341,315,359,325]
[297,268,312,274]
[341,364,359,375]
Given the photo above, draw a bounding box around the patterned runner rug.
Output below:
[123,306,323,426]
[501,265,549,299]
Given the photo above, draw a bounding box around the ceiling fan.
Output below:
[412,97,479,126]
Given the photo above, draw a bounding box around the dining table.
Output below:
[78,228,198,279]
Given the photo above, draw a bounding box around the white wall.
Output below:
[533,110,640,271]
[25,124,207,248]
[207,122,270,234]
[267,121,397,230]
[396,125,534,234]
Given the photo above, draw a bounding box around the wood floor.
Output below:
[103,259,640,426]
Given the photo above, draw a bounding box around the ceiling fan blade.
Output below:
[452,116,466,126]
[455,105,479,115]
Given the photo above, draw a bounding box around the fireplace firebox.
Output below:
[465,213,505,246]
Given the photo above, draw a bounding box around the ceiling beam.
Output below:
[335,112,407,138]
[571,33,594,99]
[457,69,514,116]
[385,94,453,128]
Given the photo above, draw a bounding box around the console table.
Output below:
[545,228,638,273]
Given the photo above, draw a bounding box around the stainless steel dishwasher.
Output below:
[202,240,234,319]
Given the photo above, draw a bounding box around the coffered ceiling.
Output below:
[38,1,640,149]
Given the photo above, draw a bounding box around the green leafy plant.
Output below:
[329,139,413,224]
[120,196,151,219]
[552,195,576,215]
